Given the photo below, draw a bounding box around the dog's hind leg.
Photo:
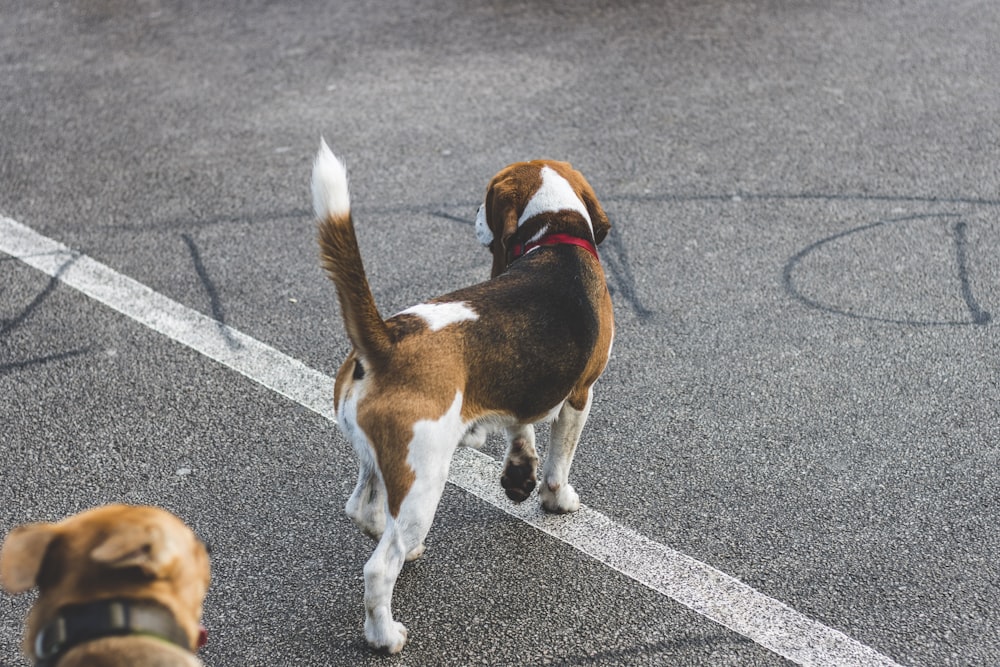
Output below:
[540,387,593,513]
[345,457,387,540]
[501,424,538,502]
[362,519,409,653]
[362,469,449,653]
[361,392,465,653]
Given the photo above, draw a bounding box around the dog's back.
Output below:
[312,140,612,423]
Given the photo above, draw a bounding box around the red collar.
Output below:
[511,233,599,262]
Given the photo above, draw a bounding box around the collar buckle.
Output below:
[34,616,66,661]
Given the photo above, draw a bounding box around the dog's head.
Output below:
[475,159,610,278]
[0,504,211,654]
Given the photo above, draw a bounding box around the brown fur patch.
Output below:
[568,263,614,410]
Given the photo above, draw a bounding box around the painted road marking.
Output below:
[1,218,334,420]
[0,215,903,666]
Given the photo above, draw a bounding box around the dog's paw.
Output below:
[405,542,426,562]
[365,618,408,654]
[501,437,538,503]
[501,460,537,503]
[540,481,581,514]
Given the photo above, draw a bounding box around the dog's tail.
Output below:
[312,139,392,366]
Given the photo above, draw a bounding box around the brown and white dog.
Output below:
[1,505,210,666]
[311,140,613,653]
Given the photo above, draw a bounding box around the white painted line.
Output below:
[451,449,903,666]
[0,217,334,421]
[0,215,903,667]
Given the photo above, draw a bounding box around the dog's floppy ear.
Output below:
[480,183,522,278]
[0,522,58,594]
[578,179,610,245]
[90,523,177,578]
[493,201,521,278]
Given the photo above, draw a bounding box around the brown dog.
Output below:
[1,504,210,666]
[312,140,614,652]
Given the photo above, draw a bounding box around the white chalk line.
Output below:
[0,216,903,666]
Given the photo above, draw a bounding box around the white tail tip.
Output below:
[311,138,351,219]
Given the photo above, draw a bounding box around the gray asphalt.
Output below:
[2,1,999,665]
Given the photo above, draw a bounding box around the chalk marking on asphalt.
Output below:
[0,215,903,667]
[1,217,335,420]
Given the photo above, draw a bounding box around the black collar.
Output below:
[33,598,192,666]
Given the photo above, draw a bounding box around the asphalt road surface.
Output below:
[2,1,999,666]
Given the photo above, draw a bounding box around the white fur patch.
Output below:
[525,224,550,247]
[474,204,493,247]
[407,391,466,481]
[311,138,351,218]
[397,302,478,331]
[517,166,592,234]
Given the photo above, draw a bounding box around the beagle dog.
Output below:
[311,140,613,653]
[1,504,210,667]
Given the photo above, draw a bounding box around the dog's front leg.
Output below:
[540,387,594,513]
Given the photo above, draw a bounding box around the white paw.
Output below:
[405,542,426,562]
[540,482,581,514]
[365,618,408,654]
